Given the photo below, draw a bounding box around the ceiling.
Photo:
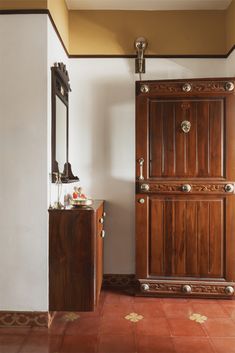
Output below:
[65,0,232,11]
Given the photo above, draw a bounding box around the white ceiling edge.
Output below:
[65,0,232,11]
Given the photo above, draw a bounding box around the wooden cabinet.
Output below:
[49,200,105,311]
[136,78,235,298]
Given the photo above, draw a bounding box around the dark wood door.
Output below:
[136,78,235,298]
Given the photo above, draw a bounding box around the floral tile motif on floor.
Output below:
[124,312,144,322]
[189,313,207,323]
[62,312,80,322]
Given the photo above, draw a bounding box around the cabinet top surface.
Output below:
[48,200,104,212]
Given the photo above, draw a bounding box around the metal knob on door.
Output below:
[224,184,234,193]
[181,184,192,192]
[182,284,192,294]
[138,198,145,204]
[225,286,235,296]
[141,283,150,291]
[100,230,105,238]
[140,183,150,192]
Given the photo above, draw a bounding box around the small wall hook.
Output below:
[134,37,148,80]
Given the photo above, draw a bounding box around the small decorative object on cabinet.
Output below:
[49,200,105,311]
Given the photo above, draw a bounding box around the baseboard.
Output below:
[0,275,137,327]
[102,274,138,288]
[0,311,51,328]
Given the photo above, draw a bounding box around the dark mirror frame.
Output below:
[51,62,79,183]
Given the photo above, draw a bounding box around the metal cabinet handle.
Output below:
[140,183,150,192]
[103,212,106,217]
[181,184,192,192]
[100,230,105,238]
[99,217,104,224]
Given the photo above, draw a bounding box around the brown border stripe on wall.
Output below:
[0,10,234,59]
[0,311,52,328]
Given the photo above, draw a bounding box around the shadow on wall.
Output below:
[88,77,136,273]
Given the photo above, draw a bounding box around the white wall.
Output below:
[69,57,228,274]
[47,17,69,206]
[226,49,235,76]
[0,15,48,310]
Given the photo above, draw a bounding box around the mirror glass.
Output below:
[51,62,79,183]
[55,96,67,173]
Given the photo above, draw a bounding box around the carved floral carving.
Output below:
[140,81,234,94]
[138,183,232,193]
[142,282,233,295]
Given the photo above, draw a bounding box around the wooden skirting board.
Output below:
[102,274,137,288]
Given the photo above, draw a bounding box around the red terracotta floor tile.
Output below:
[173,337,214,353]
[98,334,135,353]
[168,318,207,337]
[103,291,123,304]
[203,318,235,337]
[133,302,165,318]
[66,317,101,335]
[162,302,194,319]
[186,299,218,304]
[219,301,235,320]
[161,298,188,303]
[100,316,134,335]
[0,334,26,353]
[134,296,162,303]
[0,327,30,335]
[135,317,171,336]
[60,334,98,353]
[102,302,134,317]
[191,302,229,318]
[19,333,62,353]
[136,335,175,353]
[118,291,135,304]
[211,337,235,353]
[103,290,134,305]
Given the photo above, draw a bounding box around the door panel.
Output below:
[136,78,235,298]
[149,99,224,178]
[149,196,224,278]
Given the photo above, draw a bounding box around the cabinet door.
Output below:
[136,78,235,295]
[49,210,95,311]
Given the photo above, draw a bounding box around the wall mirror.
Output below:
[51,62,79,183]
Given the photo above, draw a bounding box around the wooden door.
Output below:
[136,78,235,298]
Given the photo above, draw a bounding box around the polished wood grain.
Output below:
[149,196,224,278]
[49,201,104,311]
[149,99,224,178]
[136,77,235,298]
